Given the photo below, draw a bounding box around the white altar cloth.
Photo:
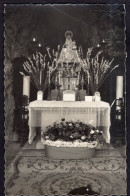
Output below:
[28,101,111,144]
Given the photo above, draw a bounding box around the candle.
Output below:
[116,76,123,99]
[23,76,30,98]
[40,70,42,85]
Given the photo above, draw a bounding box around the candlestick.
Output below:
[81,76,84,89]
[56,84,62,101]
[23,76,30,98]
[55,75,58,84]
[96,76,98,85]
[116,76,123,99]
[116,76,123,111]
[68,76,70,90]
[71,68,74,77]
[59,70,61,84]
[48,70,50,84]
[77,72,80,85]
[76,84,80,101]
[87,71,90,85]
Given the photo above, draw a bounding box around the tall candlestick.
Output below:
[77,72,80,85]
[23,76,30,98]
[116,76,123,99]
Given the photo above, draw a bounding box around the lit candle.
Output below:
[116,76,123,99]
[23,76,30,98]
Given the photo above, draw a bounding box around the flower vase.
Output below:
[37,91,43,100]
[94,91,101,101]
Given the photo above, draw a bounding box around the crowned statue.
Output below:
[58,31,81,90]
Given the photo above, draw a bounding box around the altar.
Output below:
[28,100,111,144]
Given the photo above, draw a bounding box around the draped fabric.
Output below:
[28,101,110,144]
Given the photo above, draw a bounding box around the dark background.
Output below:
[5,4,126,104]
[4,4,126,143]
[1,1,130,196]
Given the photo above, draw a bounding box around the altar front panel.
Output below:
[28,101,110,144]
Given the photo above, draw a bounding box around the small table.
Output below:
[28,101,111,144]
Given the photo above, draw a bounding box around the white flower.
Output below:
[45,136,49,139]
[74,140,79,144]
[90,130,95,134]
[81,136,86,140]
[95,130,99,133]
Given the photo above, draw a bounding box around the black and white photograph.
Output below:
[4,4,126,195]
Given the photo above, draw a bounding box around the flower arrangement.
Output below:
[22,46,61,91]
[78,47,119,94]
[42,118,104,148]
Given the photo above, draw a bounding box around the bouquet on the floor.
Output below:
[42,119,104,148]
